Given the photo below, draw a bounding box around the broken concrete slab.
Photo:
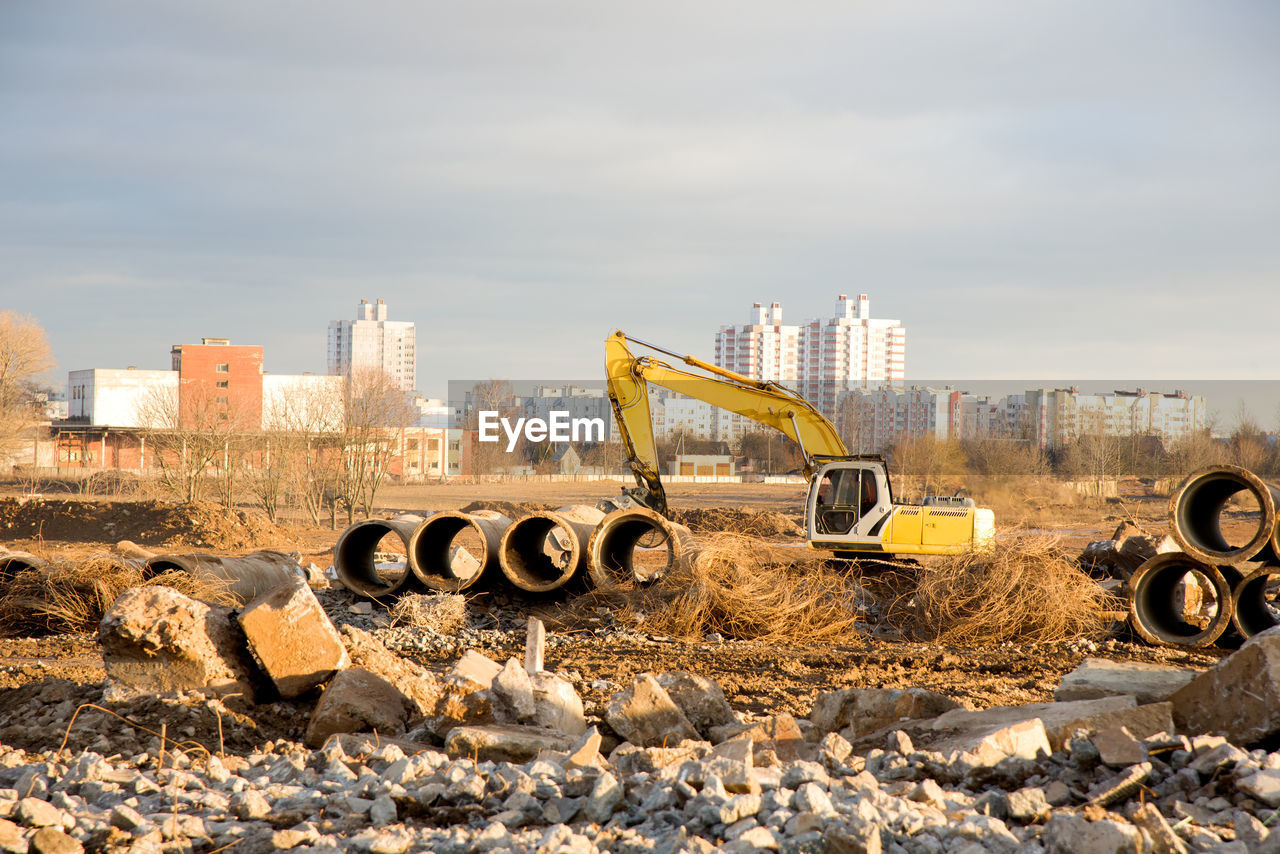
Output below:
[656,671,737,737]
[339,626,442,719]
[809,687,961,740]
[1053,703,1175,752]
[1168,625,1280,745]
[525,617,545,674]
[98,585,258,700]
[429,681,494,740]
[529,671,587,735]
[306,667,414,748]
[711,713,809,762]
[610,742,710,777]
[605,674,699,748]
[1054,658,1198,705]
[450,650,503,688]
[919,695,1170,753]
[237,577,349,698]
[1090,726,1148,768]
[491,658,536,725]
[443,724,577,764]
[929,718,1051,766]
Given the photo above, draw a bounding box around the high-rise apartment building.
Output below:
[713,301,800,383]
[798,294,906,417]
[327,299,417,391]
[714,295,906,420]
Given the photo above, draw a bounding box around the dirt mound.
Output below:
[673,507,804,539]
[457,500,558,519]
[0,497,285,550]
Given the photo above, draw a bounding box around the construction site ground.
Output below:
[0,477,1232,744]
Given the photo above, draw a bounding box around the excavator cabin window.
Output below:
[815,468,878,535]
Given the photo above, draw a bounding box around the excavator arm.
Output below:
[605,330,848,515]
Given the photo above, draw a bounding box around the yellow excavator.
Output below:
[605,330,995,557]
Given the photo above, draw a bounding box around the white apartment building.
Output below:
[714,296,906,421]
[842,386,960,453]
[713,302,800,383]
[327,299,417,391]
[1025,388,1207,450]
[798,294,906,418]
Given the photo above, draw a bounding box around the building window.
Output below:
[216,395,229,405]
[216,364,230,373]
[216,380,229,389]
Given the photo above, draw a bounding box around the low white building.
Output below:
[67,368,179,428]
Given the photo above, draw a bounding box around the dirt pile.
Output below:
[0,497,283,550]
[672,506,804,538]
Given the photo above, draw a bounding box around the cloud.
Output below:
[1,1,1277,390]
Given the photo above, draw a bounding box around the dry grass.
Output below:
[890,535,1123,645]
[0,557,235,638]
[389,592,467,635]
[584,532,865,644]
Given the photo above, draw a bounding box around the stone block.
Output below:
[1055,658,1198,705]
[444,725,576,764]
[98,585,257,700]
[1042,814,1144,854]
[656,671,737,736]
[1169,626,1280,745]
[306,668,413,747]
[605,674,699,748]
[930,718,1051,766]
[340,626,442,718]
[530,672,587,735]
[238,578,349,698]
[810,687,960,739]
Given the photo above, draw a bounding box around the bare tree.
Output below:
[888,435,967,501]
[0,311,55,470]
[1228,402,1271,474]
[465,379,520,476]
[334,368,417,524]
[250,378,343,522]
[135,383,254,503]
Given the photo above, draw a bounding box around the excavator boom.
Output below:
[606,330,847,513]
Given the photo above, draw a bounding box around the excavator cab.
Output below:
[807,461,893,546]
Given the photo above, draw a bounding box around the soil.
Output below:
[0,479,1240,759]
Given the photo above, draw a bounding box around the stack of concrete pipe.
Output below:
[333,503,700,601]
[1130,465,1280,647]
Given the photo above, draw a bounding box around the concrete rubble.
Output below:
[4,581,1280,853]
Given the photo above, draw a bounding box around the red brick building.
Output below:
[170,338,264,429]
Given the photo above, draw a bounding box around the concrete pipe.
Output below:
[1129,552,1234,648]
[1169,465,1280,566]
[144,550,304,604]
[1231,564,1280,639]
[499,505,606,594]
[409,510,512,592]
[0,550,45,581]
[588,507,698,590]
[334,514,429,598]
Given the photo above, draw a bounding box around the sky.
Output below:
[2,1,1279,403]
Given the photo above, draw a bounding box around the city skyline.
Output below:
[3,3,1278,393]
